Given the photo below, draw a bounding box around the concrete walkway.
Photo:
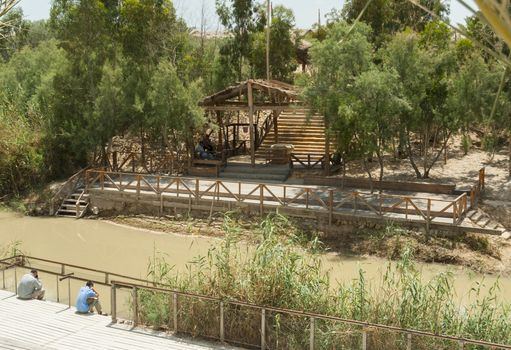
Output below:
[0,290,241,350]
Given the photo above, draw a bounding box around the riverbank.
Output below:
[106,212,510,275]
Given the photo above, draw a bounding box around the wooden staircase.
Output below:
[56,188,90,218]
[466,208,511,239]
[255,109,333,159]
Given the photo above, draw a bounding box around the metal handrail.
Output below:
[110,279,511,350]
[2,255,509,349]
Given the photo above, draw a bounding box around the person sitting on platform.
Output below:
[195,140,214,160]
[18,269,45,300]
[202,134,214,153]
[76,281,103,315]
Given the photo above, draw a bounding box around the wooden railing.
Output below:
[256,115,275,149]
[85,170,469,228]
[49,168,88,216]
[94,151,185,175]
[2,255,509,350]
[291,153,335,169]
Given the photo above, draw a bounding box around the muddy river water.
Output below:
[1,211,510,311]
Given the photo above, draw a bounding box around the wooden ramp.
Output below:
[0,290,240,350]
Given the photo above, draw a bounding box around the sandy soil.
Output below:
[339,139,510,201]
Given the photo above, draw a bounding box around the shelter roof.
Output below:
[200,79,301,107]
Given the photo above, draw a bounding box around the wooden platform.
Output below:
[0,290,240,350]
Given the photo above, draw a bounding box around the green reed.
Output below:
[138,214,511,349]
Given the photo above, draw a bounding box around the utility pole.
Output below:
[266,0,271,81]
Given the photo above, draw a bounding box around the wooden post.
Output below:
[217,111,224,162]
[328,189,333,226]
[248,81,255,166]
[362,331,367,350]
[274,111,279,144]
[406,333,412,350]
[324,119,331,176]
[453,201,457,224]
[427,198,432,236]
[260,185,264,216]
[136,175,141,199]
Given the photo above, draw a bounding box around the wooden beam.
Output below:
[324,118,331,176]
[248,81,255,166]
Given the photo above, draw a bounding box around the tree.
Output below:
[216,0,262,81]
[340,67,409,189]
[147,61,205,172]
[0,39,66,195]
[300,22,373,173]
[382,29,457,178]
[0,8,28,61]
[341,0,448,45]
[48,0,114,175]
[250,5,297,82]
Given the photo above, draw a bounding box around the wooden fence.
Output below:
[93,151,186,175]
[1,255,510,350]
[85,170,469,227]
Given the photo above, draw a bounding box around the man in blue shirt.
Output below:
[76,281,103,315]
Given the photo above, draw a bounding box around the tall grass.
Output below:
[138,214,511,349]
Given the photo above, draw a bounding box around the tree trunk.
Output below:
[508,130,511,177]
[406,130,423,178]
[424,131,452,179]
[376,149,384,193]
[363,158,374,193]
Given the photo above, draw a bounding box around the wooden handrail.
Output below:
[49,168,89,216]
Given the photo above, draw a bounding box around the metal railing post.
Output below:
[407,333,412,350]
[2,269,5,289]
[362,331,367,350]
[173,292,178,333]
[56,275,60,303]
[14,268,17,295]
[68,278,71,307]
[220,301,224,342]
[132,286,138,326]
[310,317,315,350]
[261,308,266,350]
[111,283,117,323]
[459,340,464,350]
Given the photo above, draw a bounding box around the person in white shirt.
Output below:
[17,269,45,300]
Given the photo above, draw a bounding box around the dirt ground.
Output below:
[337,136,510,201]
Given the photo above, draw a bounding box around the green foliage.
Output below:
[0,40,66,195]
[138,215,511,348]
[147,60,205,153]
[250,5,298,81]
[216,0,262,81]
[341,0,449,45]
